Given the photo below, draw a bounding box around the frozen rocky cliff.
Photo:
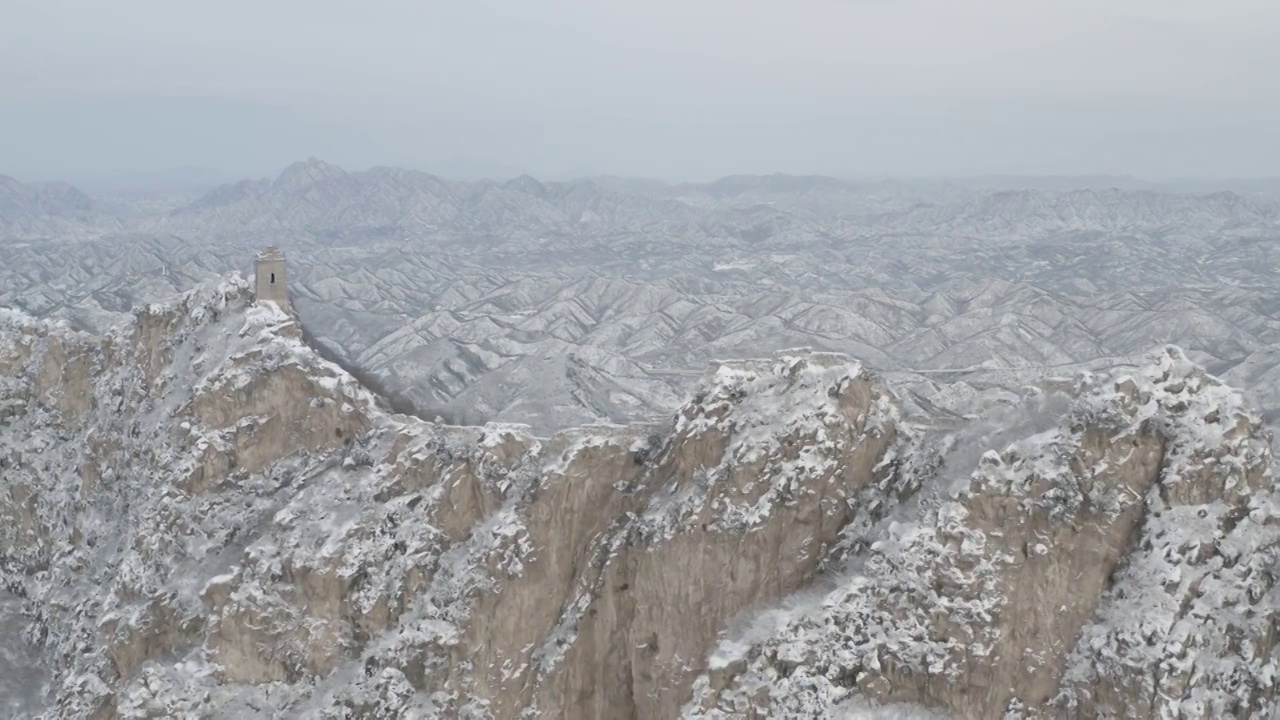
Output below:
[0,278,1277,718]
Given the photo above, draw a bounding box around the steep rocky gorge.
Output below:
[0,278,1277,718]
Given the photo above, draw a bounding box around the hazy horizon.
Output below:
[7,158,1280,196]
[4,0,1279,184]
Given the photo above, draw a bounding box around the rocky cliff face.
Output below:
[0,279,1276,718]
[689,350,1280,719]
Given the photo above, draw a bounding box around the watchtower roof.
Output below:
[257,246,285,262]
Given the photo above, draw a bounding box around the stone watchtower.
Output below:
[254,246,290,310]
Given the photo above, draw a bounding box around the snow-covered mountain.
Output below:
[0,281,1275,717]
[4,160,1280,436]
[0,175,111,240]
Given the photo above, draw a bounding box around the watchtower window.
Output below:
[270,272,276,284]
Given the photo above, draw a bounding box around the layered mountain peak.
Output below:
[274,156,348,189]
[0,174,101,239]
[0,280,1275,718]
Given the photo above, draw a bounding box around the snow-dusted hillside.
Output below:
[4,161,1280,434]
[0,281,1275,718]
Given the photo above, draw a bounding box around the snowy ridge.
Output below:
[685,347,1280,719]
[0,283,903,717]
[0,279,392,716]
[0,285,1277,718]
[8,161,1280,437]
[1055,349,1279,717]
[644,353,899,537]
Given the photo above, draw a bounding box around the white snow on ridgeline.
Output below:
[0,306,40,328]
[645,352,898,537]
[141,273,251,321]
[1054,346,1279,717]
[125,274,381,414]
[684,346,1279,719]
[674,352,870,440]
[0,275,424,717]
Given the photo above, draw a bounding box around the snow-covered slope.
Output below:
[0,281,1275,718]
[0,174,116,240]
[691,348,1280,718]
[5,161,1280,434]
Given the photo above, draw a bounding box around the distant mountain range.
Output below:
[4,159,1280,432]
[5,158,1280,243]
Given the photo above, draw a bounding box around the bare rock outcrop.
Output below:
[687,348,1279,719]
[524,355,901,719]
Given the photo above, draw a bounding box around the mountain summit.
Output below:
[273,157,349,190]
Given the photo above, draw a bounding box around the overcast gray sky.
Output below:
[3,0,1279,182]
